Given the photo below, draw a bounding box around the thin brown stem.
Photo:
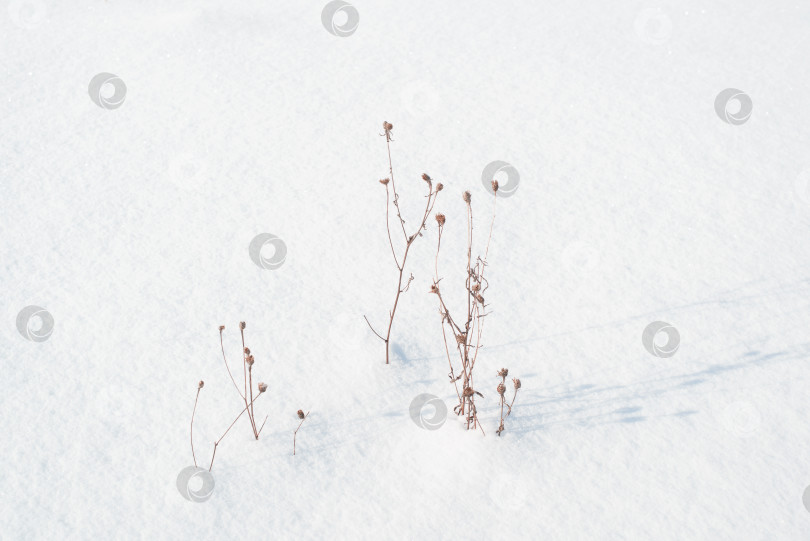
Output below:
[190,387,201,467]
[208,393,265,472]
[293,411,310,455]
[219,330,244,400]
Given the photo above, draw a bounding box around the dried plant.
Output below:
[188,322,270,472]
[496,369,521,436]
[431,181,503,433]
[293,410,310,455]
[365,121,442,364]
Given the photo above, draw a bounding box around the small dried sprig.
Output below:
[190,380,204,466]
[294,410,310,455]
[364,121,441,364]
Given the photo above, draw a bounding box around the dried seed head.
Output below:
[297,409,305,420]
[497,383,506,396]
[491,180,499,193]
[463,387,474,397]
[471,282,480,292]
[247,355,255,366]
[218,325,225,332]
[475,293,485,304]
[379,178,390,185]
[422,173,431,182]
[513,378,521,390]
[463,191,472,203]
[383,121,393,131]
[497,368,509,378]
[429,283,439,294]
[239,321,246,330]
[258,382,267,393]
[244,347,250,355]
[456,334,466,344]
[435,213,445,226]
[436,182,444,191]
[198,380,204,389]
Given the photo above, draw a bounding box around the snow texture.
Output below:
[2,1,810,539]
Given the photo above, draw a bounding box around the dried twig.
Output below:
[209,385,266,472]
[365,122,442,364]
[293,410,310,456]
[190,380,204,467]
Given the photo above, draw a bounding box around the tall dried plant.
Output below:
[365,121,442,364]
[430,183,501,433]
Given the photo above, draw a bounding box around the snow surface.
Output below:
[2,1,810,539]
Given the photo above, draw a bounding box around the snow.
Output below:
[2,1,810,539]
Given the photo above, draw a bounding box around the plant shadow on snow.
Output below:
[506,348,794,435]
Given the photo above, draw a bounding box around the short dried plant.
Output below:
[189,322,269,471]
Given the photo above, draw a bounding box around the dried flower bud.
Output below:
[244,347,250,355]
[430,283,439,294]
[297,409,305,420]
[491,180,499,193]
[497,383,506,396]
[513,378,521,390]
[471,283,480,292]
[258,382,267,393]
[475,293,485,304]
[218,325,225,332]
[379,178,390,185]
[456,334,466,344]
[247,355,255,366]
[497,368,508,378]
[383,121,393,131]
[435,213,445,226]
[198,380,204,389]
[436,183,444,191]
[239,321,246,330]
[422,173,431,182]
[463,387,474,397]
[463,191,472,203]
